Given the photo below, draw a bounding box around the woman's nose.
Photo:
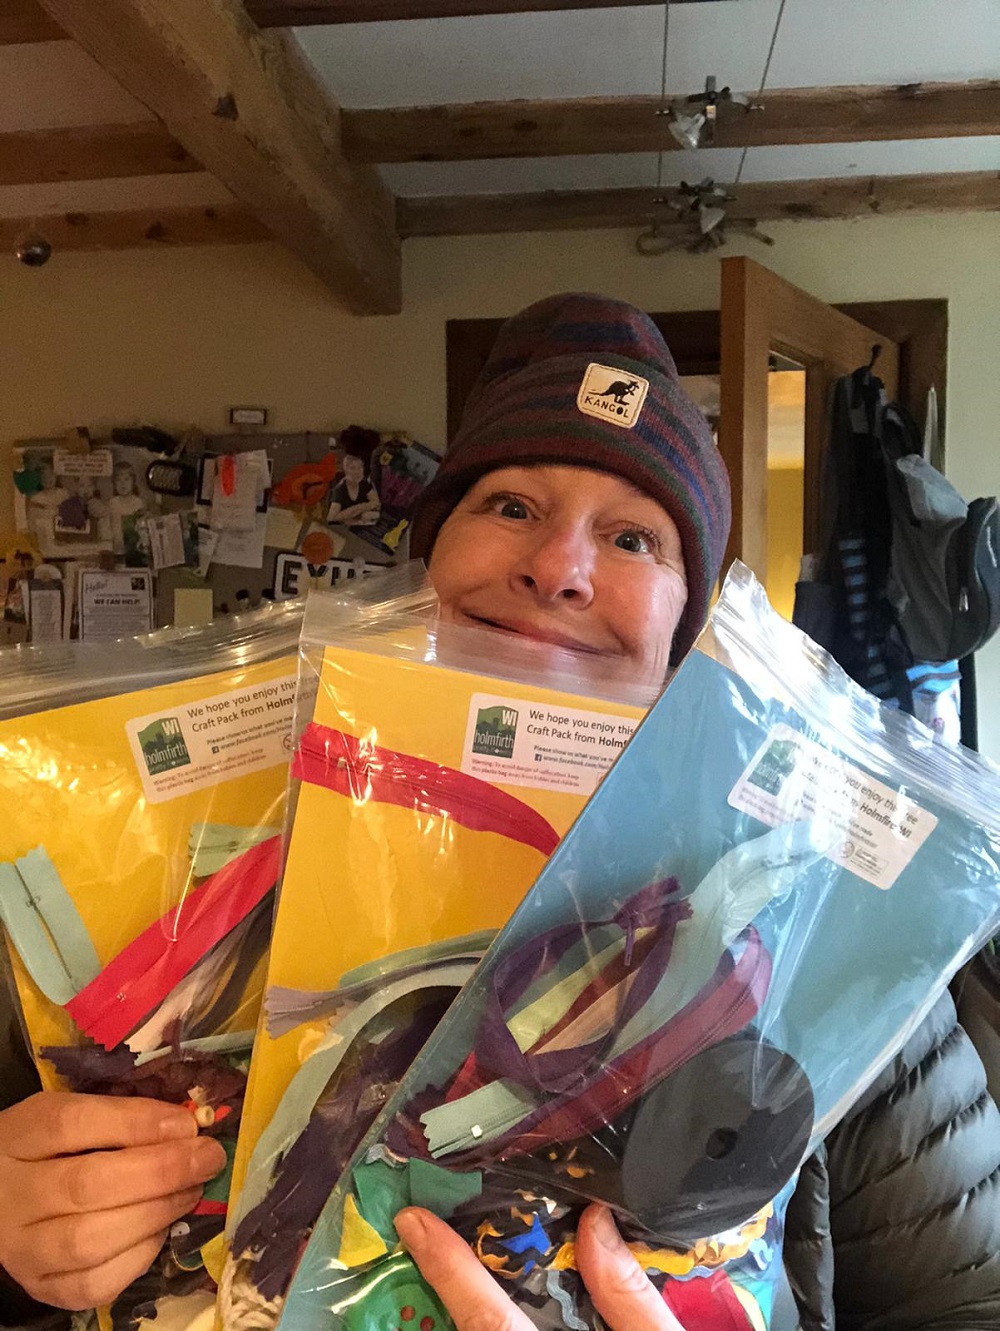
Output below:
[513,523,595,605]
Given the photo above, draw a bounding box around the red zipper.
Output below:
[293,722,559,858]
[66,836,281,1049]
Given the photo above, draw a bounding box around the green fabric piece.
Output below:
[409,1157,483,1218]
[353,1158,412,1242]
[202,1135,238,1204]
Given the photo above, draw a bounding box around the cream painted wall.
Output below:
[2,213,999,749]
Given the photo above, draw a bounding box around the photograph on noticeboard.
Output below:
[13,442,162,566]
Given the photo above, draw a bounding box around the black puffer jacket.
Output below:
[784,990,1000,1330]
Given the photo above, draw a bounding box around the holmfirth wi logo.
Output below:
[473,705,518,758]
[138,716,192,776]
[746,738,798,797]
[577,362,650,429]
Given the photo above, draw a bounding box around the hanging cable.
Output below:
[733,0,788,187]
[653,0,672,198]
[635,3,675,255]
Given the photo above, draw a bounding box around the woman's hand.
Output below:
[0,1092,227,1311]
[395,1203,686,1331]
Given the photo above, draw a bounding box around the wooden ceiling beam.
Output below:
[344,80,1000,163]
[247,0,718,26]
[1,203,269,251]
[0,0,64,44]
[0,123,202,186]
[34,0,401,313]
[397,170,1000,237]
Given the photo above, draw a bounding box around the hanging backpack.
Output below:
[801,367,1000,697]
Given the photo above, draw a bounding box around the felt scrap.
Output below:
[338,1194,389,1268]
[353,1158,412,1240]
[200,1231,227,1286]
[409,1158,483,1218]
[661,1269,755,1331]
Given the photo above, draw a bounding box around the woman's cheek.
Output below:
[627,573,687,662]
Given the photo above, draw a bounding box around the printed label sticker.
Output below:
[462,692,638,796]
[728,722,937,890]
[126,673,297,803]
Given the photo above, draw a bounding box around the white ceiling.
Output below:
[295,0,1000,196]
[2,0,997,221]
[297,0,1000,106]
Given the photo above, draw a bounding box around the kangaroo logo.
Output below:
[577,363,650,429]
[598,379,640,406]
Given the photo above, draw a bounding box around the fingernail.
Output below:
[194,1136,228,1177]
[590,1206,624,1252]
[394,1208,428,1248]
[159,1112,197,1141]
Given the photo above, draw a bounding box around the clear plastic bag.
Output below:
[277,563,1000,1331]
[0,600,304,1328]
[221,566,653,1328]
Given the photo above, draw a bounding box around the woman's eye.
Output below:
[497,497,529,520]
[613,528,654,554]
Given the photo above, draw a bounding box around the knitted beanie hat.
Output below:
[410,292,732,663]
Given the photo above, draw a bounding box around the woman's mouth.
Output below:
[462,612,601,655]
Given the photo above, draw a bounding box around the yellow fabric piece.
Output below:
[337,1194,389,1267]
[201,1230,227,1286]
[548,1203,774,1277]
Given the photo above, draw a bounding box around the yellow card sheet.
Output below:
[0,655,296,1078]
[230,639,645,1226]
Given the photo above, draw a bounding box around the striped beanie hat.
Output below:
[411,292,731,662]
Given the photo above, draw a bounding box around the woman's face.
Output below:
[429,465,688,690]
[343,454,365,484]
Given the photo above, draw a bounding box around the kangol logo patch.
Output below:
[576,363,650,429]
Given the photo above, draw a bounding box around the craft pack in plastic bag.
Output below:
[0,601,305,1330]
[220,566,652,1327]
[278,563,1000,1331]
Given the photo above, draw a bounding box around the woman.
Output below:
[326,451,381,528]
[1,295,997,1329]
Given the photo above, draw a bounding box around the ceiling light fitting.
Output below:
[636,179,774,257]
[662,75,757,150]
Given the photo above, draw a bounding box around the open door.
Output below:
[719,256,900,584]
